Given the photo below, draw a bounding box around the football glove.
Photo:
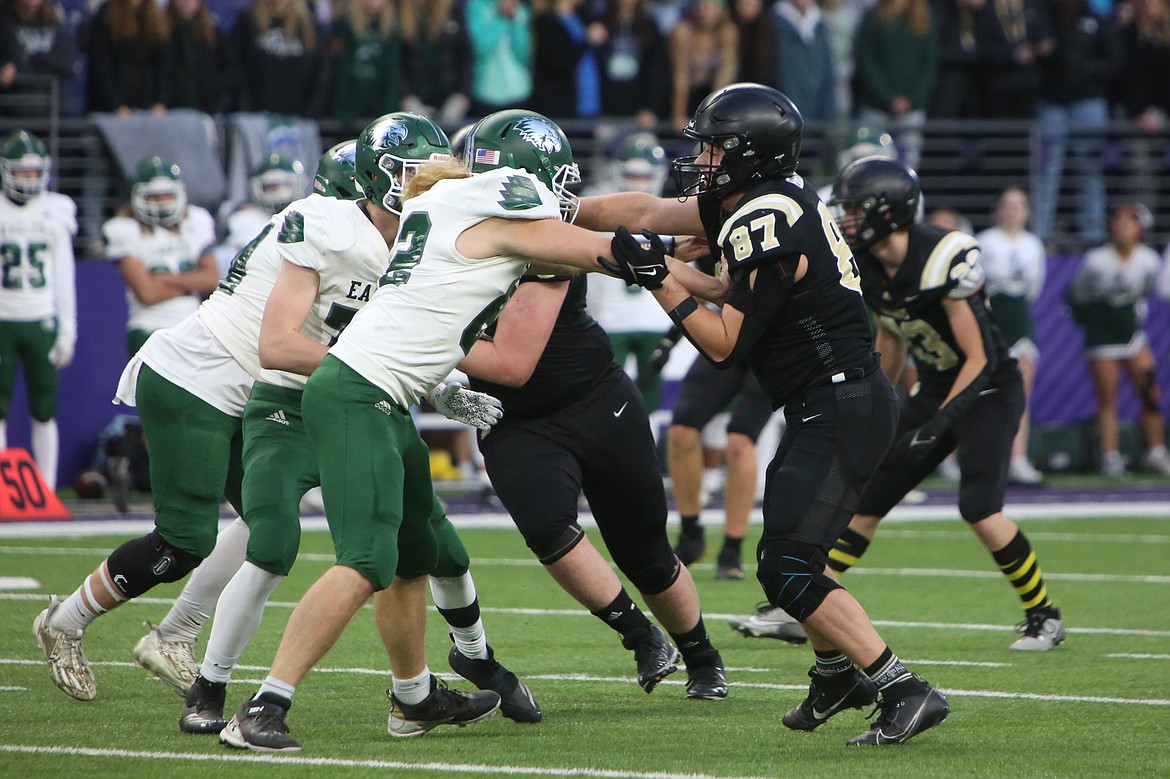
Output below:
[428,382,504,431]
[600,226,669,290]
[49,331,76,369]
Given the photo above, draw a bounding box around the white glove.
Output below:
[49,331,76,369]
[428,382,504,431]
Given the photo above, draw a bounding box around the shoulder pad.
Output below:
[278,196,357,253]
[917,231,981,294]
[42,192,78,235]
[469,168,560,222]
[102,216,142,258]
[717,190,806,271]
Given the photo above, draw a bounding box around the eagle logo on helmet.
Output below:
[515,118,561,154]
[376,120,409,149]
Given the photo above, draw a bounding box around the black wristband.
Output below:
[668,296,699,327]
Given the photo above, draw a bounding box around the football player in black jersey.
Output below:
[580,83,950,746]
[827,158,1065,652]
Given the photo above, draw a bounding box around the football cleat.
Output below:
[220,698,301,752]
[134,621,197,695]
[33,595,97,701]
[624,625,680,693]
[728,603,808,645]
[448,643,542,723]
[846,677,950,746]
[783,666,877,731]
[673,530,706,566]
[684,651,728,700]
[1010,606,1065,652]
[180,675,228,734]
[387,676,501,737]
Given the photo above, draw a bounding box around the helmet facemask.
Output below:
[133,176,187,227]
[1,153,50,203]
[548,160,581,223]
[250,163,304,212]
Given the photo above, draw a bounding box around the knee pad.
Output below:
[755,540,841,621]
[530,522,585,565]
[431,519,471,578]
[613,542,679,595]
[106,530,202,599]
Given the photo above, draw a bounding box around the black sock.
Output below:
[827,528,871,574]
[813,648,852,676]
[992,530,1053,614]
[669,617,716,665]
[721,536,743,556]
[256,691,291,710]
[591,590,653,643]
[680,514,702,537]
[862,647,913,692]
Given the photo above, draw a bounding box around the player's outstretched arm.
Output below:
[576,192,704,237]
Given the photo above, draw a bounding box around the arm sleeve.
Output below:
[52,225,77,336]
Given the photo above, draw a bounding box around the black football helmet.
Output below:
[673,83,803,199]
[830,158,920,251]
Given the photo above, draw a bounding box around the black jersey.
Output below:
[857,223,1018,396]
[707,173,876,408]
[471,274,621,421]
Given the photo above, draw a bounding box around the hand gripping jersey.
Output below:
[709,173,875,407]
[0,191,77,321]
[198,194,392,385]
[330,167,561,408]
[103,206,216,333]
[858,223,1017,396]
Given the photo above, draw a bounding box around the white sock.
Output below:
[200,562,284,683]
[30,419,58,491]
[392,667,433,705]
[157,517,250,644]
[430,572,488,659]
[257,675,296,704]
[52,564,126,633]
[0,419,7,450]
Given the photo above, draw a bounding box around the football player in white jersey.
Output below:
[31,115,504,711]
[103,156,219,356]
[0,130,77,491]
[226,109,727,751]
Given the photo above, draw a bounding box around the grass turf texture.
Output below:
[1,515,1167,778]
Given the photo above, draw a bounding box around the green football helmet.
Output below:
[613,132,668,195]
[1,130,51,203]
[467,110,581,222]
[250,153,306,212]
[313,141,360,200]
[355,112,451,214]
[131,155,187,227]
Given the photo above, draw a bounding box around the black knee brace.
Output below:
[106,530,202,599]
[756,540,842,621]
[531,522,585,565]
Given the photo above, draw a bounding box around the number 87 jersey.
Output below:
[711,172,875,407]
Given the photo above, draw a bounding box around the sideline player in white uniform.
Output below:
[31,114,502,707]
[225,109,726,751]
[103,156,219,356]
[0,129,77,491]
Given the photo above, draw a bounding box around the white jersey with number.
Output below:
[198,193,390,388]
[331,167,560,408]
[0,192,77,322]
[104,207,216,334]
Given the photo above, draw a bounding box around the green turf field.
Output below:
[1,514,1167,778]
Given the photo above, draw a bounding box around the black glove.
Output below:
[647,331,680,374]
[600,226,670,290]
[887,410,955,467]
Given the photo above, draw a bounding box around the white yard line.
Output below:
[0,745,776,779]
[1,502,1169,539]
[1,659,1167,706]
